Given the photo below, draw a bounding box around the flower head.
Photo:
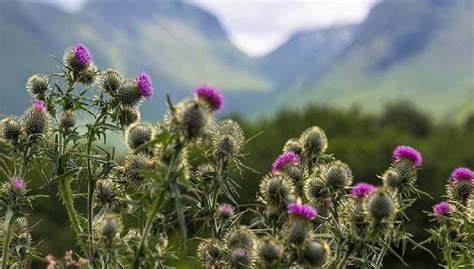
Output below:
[136,72,153,98]
[272,151,300,172]
[451,167,474,182]
[288,202,317,220]
[12,176,26,191]
[218,203,235,218]
[392,145,422,167]
[195,84,223,111]
[433,201,452,216]
[73,44,91,66]
[33,100,46,112]
[352,182,376,198]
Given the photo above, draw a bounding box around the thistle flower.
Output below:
[450,167,474,183]
[283,138,302,155]
[26,74,48,98]
[22,102,49,135]
[303,240,330,267]
[211,119,245,160]
[123,153,153,186]
[64,44,91,71]
[33,100,46,112]
[76,63,98,85]
[225,227,256,251]
[59,110,76,130]
[194,84,223,111]
[230,248,254,269]
[257,238,281,262]
[100,69,123,93]
[287,221,307,245]
[352,182,376,198]
[172,100,210,141]
[136,72,153,98]
[287,202,317,220]
[432,201,452,216]
[117,80,143,107]
[271,151,300,173]
[392,145,422,168]
[119,106,140,126]
[259,173,295,206]
[11,176,26,191]
[367,188,396,220]
[1,117,21,141]
[198,239,222,266]
[319,161,353,192]
[125,123,154,150]
[218,203,235,219]
[300,126,328,157]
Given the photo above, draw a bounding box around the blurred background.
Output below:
[0,0,473,268]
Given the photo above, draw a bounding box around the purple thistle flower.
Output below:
[218,203,235,218]
[73,44,91,66]
[432,201,452,215]
[450,167,474,182]
[272,151,300,172]
[351,182,376,198]
[33,100,46,112]
[136,72,153,98]
[194,84,224,111]
[392,145,422,168]
[287,202,317,220]
[234,248,247,257]
[12,176,26,191]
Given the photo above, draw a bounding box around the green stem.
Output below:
[336,251,350,269]
[375,244,387,269]
[1,209,14,269]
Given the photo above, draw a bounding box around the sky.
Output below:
[39,0,377,56]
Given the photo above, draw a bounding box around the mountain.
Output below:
[270,0,474,121]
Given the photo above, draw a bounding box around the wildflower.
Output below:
[352,182,376,198]
[22,101,49,135]
[450,167,474,183]
[1,117,21,141]
[319,160,353,191]
[171,100,210,141]
[218,203,235,219]
[259,173,295,206]
[392,145,422,168]
[367,188,397,220]
[125,123,154,150]
[100,69,123,92]
[211,120,245,160]
[282,138,302,155]
[12,176,26,191]
[287,202,317,220]
[64,44,91,71]
[73,44,91,66]
[432,201,452,216]
[136,72,153,98]
[257,238,281,262]
[230,248,254,269]
[303,240,330,267]
[26,74,48,98]
[33,100,46,112]
[194,84,223,111]
[271,151,300,173]
[300,126,328,157]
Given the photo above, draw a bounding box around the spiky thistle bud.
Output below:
[283,138,302,155]
[230,248,254,269]
[63,44,91,71]
[76,63,98,85]
[99,214,120,249]
[303,240,330,267]
[259,173,295,206]
[194,84,224,111]
[119,106,140,126]
[287,221,307,245]
[117,80,143,107]
[59,110,76,130]
[305,176,329,201]
[123,153,153,186]
[319,161,353,192]
[195,163,217,182]
[100,69,123,93]
[257,238,281,263]
[198,239,223,267]
[381,168,403,190]
[125,123,154,150]
[22,101,49,135]
[95,180,119,206]
[225,227,256,251]
[218,203,235,219]
[172,100,210,141]
[1,117,21,141]
[211,119,245,160]
[367,188,397,220]
[300,126,328,157]
[26,74,48,99]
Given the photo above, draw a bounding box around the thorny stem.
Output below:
[1,209,14,269]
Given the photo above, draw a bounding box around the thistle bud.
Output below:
[283,138,302,155]
[100,69,123,93]
[300,126,328,157]
[259,173,295,206]
[432,201,452,216]
[448,180,473,203]
[211,120,244,160]
[59,110,76,130]
[117,81,143,107]
[195,164,216,182]
[225,227,256,251]
[99,214,120,248]
[119,106,140,126]
[319,161,353,192]
[198,239,222,267]
[26,74,48,99]
[76,63,98,85]
[367,188,396,220]
[11,176,26,193]
[22,101,49,135]
[125,123,154,150]
[257,238,281,263]
[287,221,307,245]
[95,180,117,206]
[381,168,402,190]
[1,117,21,141]
[123,153,153,186]
[303,240,329,267]
[230,248,253,269]
[305,176,329,201]
[63,44,91,72]
[172,100,210,141]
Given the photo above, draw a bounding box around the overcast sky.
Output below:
[39,0,377,56]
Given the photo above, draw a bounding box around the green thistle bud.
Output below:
[123,153,153,186]
[198,239,222,266]
[195,163,217,182]
[99,214,120,249]
[119,106,140,126]
[310,197,332,218]
[367,188,397,220]
[26,74,48,98]
[230,248,254,269]
[76,63,98,85]
[100,69,123,93]
[283,138,302,155]
[95,180,117,206]
[287,221,307,245]
[21,107,49,136]
[447,180,473,203]
[303,240,329,267]
[1,117,21,141]
[172,100,210,141]
[381,168,402,190]
[305,176,329,201]
[125,123,154,150]
[390,159,417,191]
[320,161,353,192]
[259,173,295,206]
[211,120,245,160]
[300,126,328,157]
[59,110,76,130]
[225,227,256,251]
[257,238,281,262]
[350,200,369,233]
[117,81,142,107]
